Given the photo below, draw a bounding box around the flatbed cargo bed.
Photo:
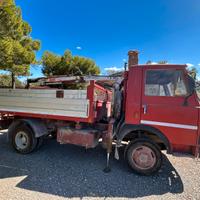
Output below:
[0,88,89,116]
[0,81,111,123]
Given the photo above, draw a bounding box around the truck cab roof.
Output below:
[130,64,187,69]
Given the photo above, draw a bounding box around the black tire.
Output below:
[11,123,37,154]
[126,139,162,175]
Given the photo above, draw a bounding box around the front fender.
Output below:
[117,123,172,153]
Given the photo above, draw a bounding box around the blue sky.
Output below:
[15,0,200,78]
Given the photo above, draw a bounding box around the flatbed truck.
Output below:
[0,50,199,175]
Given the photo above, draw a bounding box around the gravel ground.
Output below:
[0,130,199,200]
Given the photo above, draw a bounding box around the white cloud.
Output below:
[76,46,82,50]
[146,62,158,65]
[186,63,194,68]
[198,63,200,66]
[151,62,158,65]
[104,66,124,75]
[104,67,124,72]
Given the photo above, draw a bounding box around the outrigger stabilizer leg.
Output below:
[103,118,115,173]
[104,152,111,173]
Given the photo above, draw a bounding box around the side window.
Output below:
[145,70,188,96]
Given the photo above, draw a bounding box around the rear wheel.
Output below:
[126,139,162,175]
[11,124,37,154]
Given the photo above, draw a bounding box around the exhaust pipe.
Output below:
[128,50,139,68]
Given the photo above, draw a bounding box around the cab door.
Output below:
[141,67,199,151]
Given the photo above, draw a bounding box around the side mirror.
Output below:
[183,75,195,106]
[188,75,195,95]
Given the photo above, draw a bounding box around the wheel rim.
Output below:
[131,145,156,170]
[15,131,29,150]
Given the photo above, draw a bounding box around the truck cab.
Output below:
[115,52,199,175]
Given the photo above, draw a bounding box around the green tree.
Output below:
[0,0,41,88]
[42,50,100,76]
[146,60,152,64]
[0,73,24,87]
[188,67,197,80]
[41,51,61,76]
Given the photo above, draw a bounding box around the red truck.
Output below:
[0,50,199,175]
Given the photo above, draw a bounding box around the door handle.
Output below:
[143,104,147,114]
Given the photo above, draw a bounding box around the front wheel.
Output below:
[126,139,162,175]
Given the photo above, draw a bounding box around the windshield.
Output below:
[145,69,188,96]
